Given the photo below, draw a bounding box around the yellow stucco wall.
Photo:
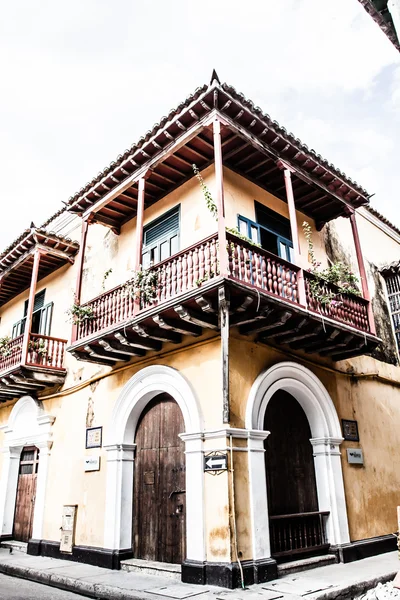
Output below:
[228,335,400,545]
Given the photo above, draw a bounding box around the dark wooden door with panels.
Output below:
[13,446,40,542]
[133,393,186,564]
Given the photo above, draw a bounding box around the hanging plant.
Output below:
[28,338,48,356]
[303,221,360,306]
[66,303,95,325]
[124,268,159,304]
[0,336,12,358]
[192,164,261,249]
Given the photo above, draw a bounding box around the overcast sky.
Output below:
[0,0,399,249]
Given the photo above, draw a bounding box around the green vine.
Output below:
[195,270,216,287]
[303,221,360,306]
[192,164,218,220]
[124,268,159,304]
[192,164,262,250]
[0,336,12,358]
[66,303,95,325]
[102,268,113,291]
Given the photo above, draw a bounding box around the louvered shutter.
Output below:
[39,302,53,336]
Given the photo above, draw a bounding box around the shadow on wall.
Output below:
[324,223,398,366]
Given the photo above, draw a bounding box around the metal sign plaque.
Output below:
[86,426,103,449]
[204,452,228,473]
[347,448,364,464]
[342,419,359,442]
[84,455,101,472]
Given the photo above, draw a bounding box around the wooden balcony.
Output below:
[0,333,67,403]
[68,232,380,366]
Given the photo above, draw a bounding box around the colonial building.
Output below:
[0,75,399,589]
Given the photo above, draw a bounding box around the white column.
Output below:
[311,437,350,545]
[180,433,206,561]
[103,444,136,550]
[31,441,52,540]
[0,447,22,537]
[248,430,271,559]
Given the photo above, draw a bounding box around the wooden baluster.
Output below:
[198,243,205,282]
[246,248,252,283]
[192,248,199,289]
[261,256,267,290]
[182,251,188,293]
[187,250,193,290]
[279,265,284,297]
[266,258,273,293]
[272,261,278,295]
[285,268,292,300]
[172,259,178,298]
[176,256,183,295]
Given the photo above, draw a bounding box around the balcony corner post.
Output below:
[21,249,42,365]
[133,174,147,316]
[277,161,307,307]
[213,119,229,278]
[219,285,230,424]
[349,211,376,335]
[72,217,91,343]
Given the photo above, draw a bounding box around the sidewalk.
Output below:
[0,548,398,600]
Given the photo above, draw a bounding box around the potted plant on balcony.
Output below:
[302,221,360,308]
[28,338,48,365]
[66,301,95,325]
[0,336,12,359]
[124,268,159,305]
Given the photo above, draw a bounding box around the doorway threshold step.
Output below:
[121,558,181,580]
[0,540,28,554]
[277,554,337,576]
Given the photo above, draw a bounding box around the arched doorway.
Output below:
[264,390,328,560]
[103,365,205,566]
[0,396,55,542]
[133,393,186,564]
[13,446,40,542]
[245,362,350,562]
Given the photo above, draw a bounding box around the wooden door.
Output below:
[13,447,39,542]
[264,390,318,516]
[133,394,186,564]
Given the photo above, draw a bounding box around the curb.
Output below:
[0,560,397,600]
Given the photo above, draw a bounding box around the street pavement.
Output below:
[0,572,89,599]
[0,548,398,600]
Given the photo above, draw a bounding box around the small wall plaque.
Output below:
[86,426,102,449]
[342,419,359,442]
[84,455,101,472]
[347,448,364,465]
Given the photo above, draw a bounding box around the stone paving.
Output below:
[0,548,398,600]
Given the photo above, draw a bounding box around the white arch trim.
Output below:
[103,365,205,561]
[0,396,55,541]
[246,362,350,560]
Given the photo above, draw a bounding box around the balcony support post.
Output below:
[278,160,307,307]
[133,175,147,315]
[134,176,146,272]
[219,286,230,424]
[21,249,42,365]
[349,211,376,335]
[71,217,91,343]
[213,119,229,277]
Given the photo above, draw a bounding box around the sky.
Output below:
[0,0,399,249]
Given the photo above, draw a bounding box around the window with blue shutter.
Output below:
[12,290,53,338]
[237,202,294,263]
[142,206,180,268]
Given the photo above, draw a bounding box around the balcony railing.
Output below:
[0,333,67,376]
[76,234,219,340]
[26,333,67,370]
[304,272,370,332]
[269,511,330,558]
[74,232,373,343]
[0,335,24,374]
